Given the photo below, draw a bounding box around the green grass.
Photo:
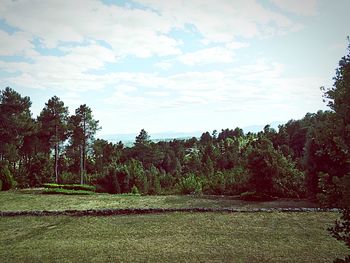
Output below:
[0,212,348,262]
[0,190,320,211]
[42,188,95,195]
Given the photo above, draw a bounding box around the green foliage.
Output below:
[223,166,250,195]
[246,137,304,198]
[42,188,94,195]
[323,41,350,262]
[43,183,95,192]
[0,179,2,191]
[177,173,202,195]
[60,171,79,184]
[329,208,350,263]
[130,185,140,195]
[146,165,162,194]
[204,171,225,195]
[68,104,100,184]
[135,129,151,146]
[38,96,69,183]
[24,153,53,187]
[0,87,33,163]
[0,160,16,190]
[95,168,121,194]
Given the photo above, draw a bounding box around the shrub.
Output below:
[43,183,95,192]
[0,160,16,190]
[246,137,305,198]
[131,185,140,195]
[95,168,122,194]
[329,208,350,263]
[24,153,53,187]
[224,167,250,195]
[205,171,226,195]
[177,173,202,195]
[0,179,2,191]
[42,188,94,195]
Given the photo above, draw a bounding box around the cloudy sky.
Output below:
[0,0,349,135]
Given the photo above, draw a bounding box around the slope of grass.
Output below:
[0,190,319,211]
[0,212,348,262]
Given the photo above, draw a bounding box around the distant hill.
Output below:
[242,121,285,133]
[98,121,285,145]
[98,131,202,146]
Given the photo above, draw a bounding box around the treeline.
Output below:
[1,45,349,207]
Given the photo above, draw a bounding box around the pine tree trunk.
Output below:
[55,142,58,183]
[82,116,86,185]
[80,145,84,185]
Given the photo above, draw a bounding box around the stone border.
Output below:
[0,207,341,217]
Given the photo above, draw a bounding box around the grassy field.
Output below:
[0,190,319,211]
[0,212,348,262]
[0,191,348,262]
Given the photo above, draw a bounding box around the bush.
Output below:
[177,173,202,195]
[246,137,305,198]
[42,188,94,195]
[224,167,250,195]
[0,160,16,190]
[131,185,140,195]
[329,208,350,263]
[204,171,226,195]
[95,168,122,194]
[43,183,95,192]
[24,153,53,187]
[0,179,2,191]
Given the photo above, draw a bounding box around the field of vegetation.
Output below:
[0,191,348,262]
[0,190,319,212]
[0,212,348,262]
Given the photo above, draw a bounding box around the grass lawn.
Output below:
[0,190,319,211]
[0,212,348,262]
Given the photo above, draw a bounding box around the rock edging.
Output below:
[0,207,340,217]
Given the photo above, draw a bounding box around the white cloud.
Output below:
[225,42,250,50]
[177,47,235,65]
[155,61,172,70]
[0,0,330,134]
[269,0,318,16]
[0,30,33,56]
[0,42,119,90]
[0,0,181,57]
[138,0,302,42]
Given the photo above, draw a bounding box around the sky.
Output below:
[0,0,349,136]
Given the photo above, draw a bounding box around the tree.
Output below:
[0,87,32,161]
[38,96,68,183]
[324,39,350,262]
[135,129,151,146]
[247,137,304,198]
[69,104,100,184]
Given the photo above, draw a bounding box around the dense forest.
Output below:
[0,44,349,209]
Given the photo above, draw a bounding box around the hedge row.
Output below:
[43,183,96,192]
[42,188,95,195]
